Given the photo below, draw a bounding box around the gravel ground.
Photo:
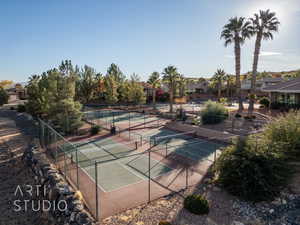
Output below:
[0,110,53,225]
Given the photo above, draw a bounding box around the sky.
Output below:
[0,0,299,82]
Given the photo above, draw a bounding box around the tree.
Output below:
[0,87,9,106]
[76,65,98,103]
[0,80,13,89]
[107,63,125,84]
[147,72,160,109]
[224,74,235,99]
[128,74,146,105]
[177,74,187,98]
[162,66,180,113]
[104,75,118,104]
[248,10,280,114]
[221,17,252,112]
[26,60,83,134]
[211,69,226,99]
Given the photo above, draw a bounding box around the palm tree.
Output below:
[162,66,180,113]
[248,9,280,114]
[147,72,160,110]
[177,74,187,98]
[221,17,252,112]
[211,69,226,99]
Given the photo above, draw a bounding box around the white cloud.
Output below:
[260,51,282,56]
[224,51,282,58]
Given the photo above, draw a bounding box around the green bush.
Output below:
[0,87,9,106]
[184,194,209,215]
[262,110,300,159]
[17,104,26,112]
[215,137,290,202]
[219,97,228,105]
[158,221,172,225]
[90,125,101,135]
[201,101,228,124]
[259,97,270,108]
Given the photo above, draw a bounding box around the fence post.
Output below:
[186,167,188,189]
[148,150,151,203]
[165,143,168,157]
[95,161,99,221]
[76,148,79,189]
[63,152,67,179]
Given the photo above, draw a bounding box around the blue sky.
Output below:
[0,0,299,82]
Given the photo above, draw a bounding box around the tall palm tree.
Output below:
[221,17,252,112]
[162,66,180,113]
[248,9,280,114]
[211,69,226,99]
[147,71,160,110]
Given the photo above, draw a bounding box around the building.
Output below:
[262,77,300,108]
[185,78,209,94]
[241,77,284,97]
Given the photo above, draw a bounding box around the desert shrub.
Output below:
[158,221,172,225]
[215,137,290,202]
[184,194,209,215]
[244,115,256,120]
[259,97,270,108]
[235,113,242,118]
[201,101,228,124]
[90,125,101,135]
[248,93,257,101]
[261,110,300,159]
[0,87,9,106]
[219,97,228,105]
[191,117,200,125]
[17,104,26,112]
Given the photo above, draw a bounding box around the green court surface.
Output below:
[146,128,224,162]
[70,137,173,192]
[85,110,160,127]
[85,154,172,191]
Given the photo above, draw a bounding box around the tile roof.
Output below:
[263,77,300,93]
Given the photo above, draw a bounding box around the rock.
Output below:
[232,221,244,225]
[269,209,274,213]
[212,186,221,192]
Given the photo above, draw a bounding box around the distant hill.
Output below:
[241,69,300,80]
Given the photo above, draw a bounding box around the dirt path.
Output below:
[0,115,52,225]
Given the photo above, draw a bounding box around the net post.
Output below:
[148,150,151,203]
[95,161,99,221]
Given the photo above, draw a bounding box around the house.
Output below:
[185,78,209,94]
[160,77,209,94]
[241,77,284,97]
[4,83,27,103]
[262,77,300,108]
